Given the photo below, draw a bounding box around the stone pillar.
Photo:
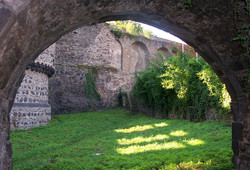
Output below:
[0,97,13,170]
[231,95,250,169]
[9,44,55,130]
[0,74,23,170]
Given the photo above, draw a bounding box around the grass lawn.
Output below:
[11,108,234,169]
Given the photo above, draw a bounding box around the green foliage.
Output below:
[110,28,123,38]
[233,0,249,58]
[132,55,173,116]
[83,69,100,111]
[108,20,153,39]
[181,0,195,9]
[233,24,249,56]
[11,109,234,169]
[133,52,231,121]
[171,44,179,54]
[197,64,231,110]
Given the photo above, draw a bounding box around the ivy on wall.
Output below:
[83,69,100,111]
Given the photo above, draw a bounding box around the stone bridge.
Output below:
[0,1,249,169]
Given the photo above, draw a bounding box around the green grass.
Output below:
[11,109,234,169]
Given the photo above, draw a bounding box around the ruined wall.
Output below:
[49,24,122,114]
[119,35,188,73]
[10,45,55,129]
[10,23,197,121]
[49,23,195,115]
[1,1,248,169]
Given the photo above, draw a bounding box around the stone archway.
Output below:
[0,1,249,169]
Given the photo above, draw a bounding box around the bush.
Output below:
[108,21,153,39]
[132,51,231,121]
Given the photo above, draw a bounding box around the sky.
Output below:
[141,23,186,44]
[108,21,186,44]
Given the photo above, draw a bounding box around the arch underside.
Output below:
[0,1,249,169]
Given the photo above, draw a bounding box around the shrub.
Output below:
[132,51,231,121]
[108,21,153,39]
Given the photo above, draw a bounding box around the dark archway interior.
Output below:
[0,1,249,169]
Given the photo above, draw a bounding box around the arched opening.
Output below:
[132,41,149,72]
[7,22,234,169]
[157,47,169,55]
[157,47,169,58]
[0,1,248,169]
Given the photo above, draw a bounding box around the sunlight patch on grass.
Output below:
[117,141,185,154]
[114,125,154,133]
[179,160,213,169]
[170,130,188,136]
[184,138,205,145]
[117,134,169,145]
[154,122,168,127]
[11,109,234,169]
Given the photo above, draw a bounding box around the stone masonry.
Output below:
[9,23,195,125]
[10,44,55,129]
[49,23,196,115]
[0,1,249,168]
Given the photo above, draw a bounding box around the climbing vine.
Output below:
[233,0,249,56]
[233,0,250,98]
[233,25,249,56]
[83,69,100,111]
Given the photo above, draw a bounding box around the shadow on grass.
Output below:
[11,109,234,169]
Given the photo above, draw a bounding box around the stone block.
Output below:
[10,103,51,129]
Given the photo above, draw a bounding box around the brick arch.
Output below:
[132,41,150,72]
[157,47,169,56]
[0,1,248,169]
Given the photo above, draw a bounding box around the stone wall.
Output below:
[10,44,55,129]
[1,1,248,169]
[49,24,122,114]
[9,23,197,125]
[49,23,196,115]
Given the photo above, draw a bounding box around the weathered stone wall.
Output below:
[49,24,122,114]
[49,23,196,115]
[10,44,55,129]
[119,34,191,73]
[9,23,200,126]
[0,1,249,169]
